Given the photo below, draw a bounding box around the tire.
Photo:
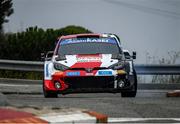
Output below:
[121,70,137,97]
[43,81,58,98]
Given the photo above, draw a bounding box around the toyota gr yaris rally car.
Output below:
[42,33,137,98]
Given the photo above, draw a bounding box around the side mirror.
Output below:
[123,52,131,59]
[41,52,45,61]
[123,50,131,59]
[132,51,136,59]
[45,51,54,61]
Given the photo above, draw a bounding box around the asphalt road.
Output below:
[4,90,180,119]
[1,81,180,123]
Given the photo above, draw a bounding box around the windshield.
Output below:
[57,37,121,55]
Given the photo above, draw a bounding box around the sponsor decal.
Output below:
[98,71,112,75]
[76,55,102,62]
[77,57,101,62]
[66,71,80,76]
[60,38,117,45]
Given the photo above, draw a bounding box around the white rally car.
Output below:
[42,33,137,98]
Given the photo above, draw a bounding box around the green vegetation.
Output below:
[0,70,43,80]
[0,25,92,61]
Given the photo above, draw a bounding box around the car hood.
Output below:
[57,54,118,69]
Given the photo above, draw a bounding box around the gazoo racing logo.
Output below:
[76,54,102,62]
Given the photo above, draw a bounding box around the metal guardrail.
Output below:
[0,59,180,75]
[135,65,180,75]
[0,59,43,72]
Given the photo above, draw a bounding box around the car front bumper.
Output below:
[44,70,134,93]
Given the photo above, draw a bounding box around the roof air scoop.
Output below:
[76,34,100,38]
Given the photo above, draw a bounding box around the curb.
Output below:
[0,108,108,123]
[84,111,108,123]
[39,110,108,123]
[167,90,180,97]
[0,108,48,123]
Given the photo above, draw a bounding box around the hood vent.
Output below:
[111,54,122,60]
[55,55,66,61]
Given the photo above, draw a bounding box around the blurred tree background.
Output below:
[0,25,92,61]
[0,0,13,51]
[0,0,13,33]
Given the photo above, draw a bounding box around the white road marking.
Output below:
[39,111,96,123]
[108,118,180,123]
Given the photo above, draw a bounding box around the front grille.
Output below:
[64,76,114,89]
[69,67,108,73]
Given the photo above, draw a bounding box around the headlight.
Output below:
[54,62,69,71]
[108,61,124,70]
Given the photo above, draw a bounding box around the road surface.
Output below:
[1,81,180,123]
[4,90,180,119]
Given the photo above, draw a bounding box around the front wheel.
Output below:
[121,70,137,97]
[43,81,58,98]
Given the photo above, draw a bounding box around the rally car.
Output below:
[42,33,137,98]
